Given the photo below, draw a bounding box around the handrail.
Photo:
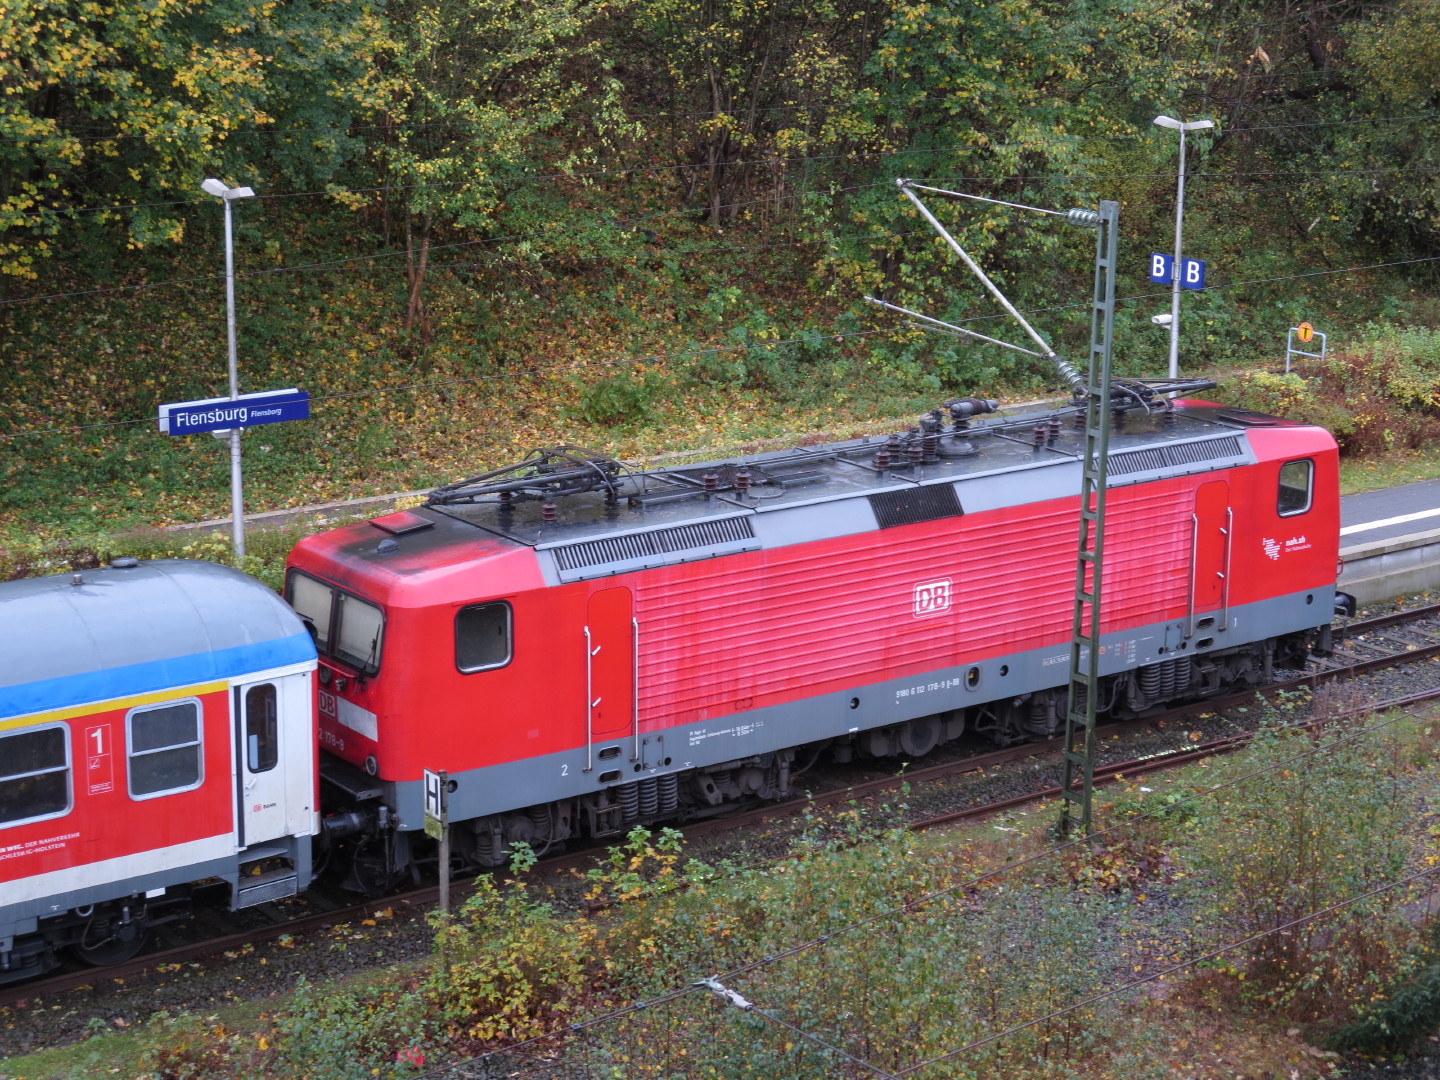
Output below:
[1219,507,1234,632]
[631,616,640,762]
[1186,512,1199,637]
[583,626,599,773]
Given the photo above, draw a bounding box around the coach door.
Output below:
[235,674,310,847]
[585,588,636,766]
[1190,480,1232,634]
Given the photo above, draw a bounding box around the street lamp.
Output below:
[1152,114,1213,380]
[201,177,256,562]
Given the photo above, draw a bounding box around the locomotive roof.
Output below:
[326,399,1309,587]
[0,559,315,719]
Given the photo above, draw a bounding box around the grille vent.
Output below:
[868,485,964,529]
[1108,436,1243,477]
[553,516,755,572]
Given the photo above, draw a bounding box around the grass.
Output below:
[1340,446,1440,495]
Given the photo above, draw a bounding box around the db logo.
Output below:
[913,578,952,618]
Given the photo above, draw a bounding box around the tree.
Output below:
[368,0,637,346]
[0,0,387,283]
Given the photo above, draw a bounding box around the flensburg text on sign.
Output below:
[158,388,309,435]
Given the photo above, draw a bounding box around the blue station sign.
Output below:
[1148,253,1206,290]
[158,388,309,436]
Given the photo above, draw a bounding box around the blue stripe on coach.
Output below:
[0,631,316,719]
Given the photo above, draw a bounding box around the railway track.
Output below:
[7,603,1440,1009]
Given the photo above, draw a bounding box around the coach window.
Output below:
[0,725,70,828]
[1277,459,1313,517]
[245,684,279,773]
[456,601,512,673]
[127,700,202,799]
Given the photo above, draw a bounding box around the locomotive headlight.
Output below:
[318,666,332,686]
[364,754,378,776]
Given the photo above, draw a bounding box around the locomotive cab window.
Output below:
[127,700,202,799]
[285,571,385,675]
[287,572,333,650]
[0,725,71,828]
[457,601,512,672]
[245,684,278,773]
[1277,459,1313,517]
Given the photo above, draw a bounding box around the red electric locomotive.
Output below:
[289,395,1343,885]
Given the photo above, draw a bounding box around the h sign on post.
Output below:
[1147,253,1206,290]
[423,768,446,840]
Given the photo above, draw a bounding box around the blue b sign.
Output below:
[158,388,309,435]
[1148,253,1206,290]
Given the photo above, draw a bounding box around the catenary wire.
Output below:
[4,252,1440,441]
[7,159,1440,310]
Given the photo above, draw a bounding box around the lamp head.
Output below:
[1153,115,1215,133]
[200,179,256,200]
[1151,312,1173,326]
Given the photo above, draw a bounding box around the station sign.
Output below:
[1148,253,1206,290]
[158,388,309,436]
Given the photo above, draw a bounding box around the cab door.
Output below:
[586,588,636,743]
[1191,480,1232,627]
[235,673,313,846]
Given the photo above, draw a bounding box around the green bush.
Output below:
[1176,714,1425,1019]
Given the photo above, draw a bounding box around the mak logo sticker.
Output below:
[913,578,952,618]
[1262,535,1310,561]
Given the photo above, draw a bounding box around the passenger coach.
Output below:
[0,559,317,983]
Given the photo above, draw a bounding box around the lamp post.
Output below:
[201,177,256,562]
[1152,115,1213,380]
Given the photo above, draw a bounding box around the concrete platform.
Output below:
[1339,478,1440,605]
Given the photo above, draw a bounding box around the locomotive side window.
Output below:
[0,725,70,828]
[285,571,385,675]
[287,572,333,650]
[127,700,202,799]
[456,601,512,672]
[245,684,279,773]
[1277,459,1313,516]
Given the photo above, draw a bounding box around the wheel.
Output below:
[898,716,940,758]
[69,922,149,966]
